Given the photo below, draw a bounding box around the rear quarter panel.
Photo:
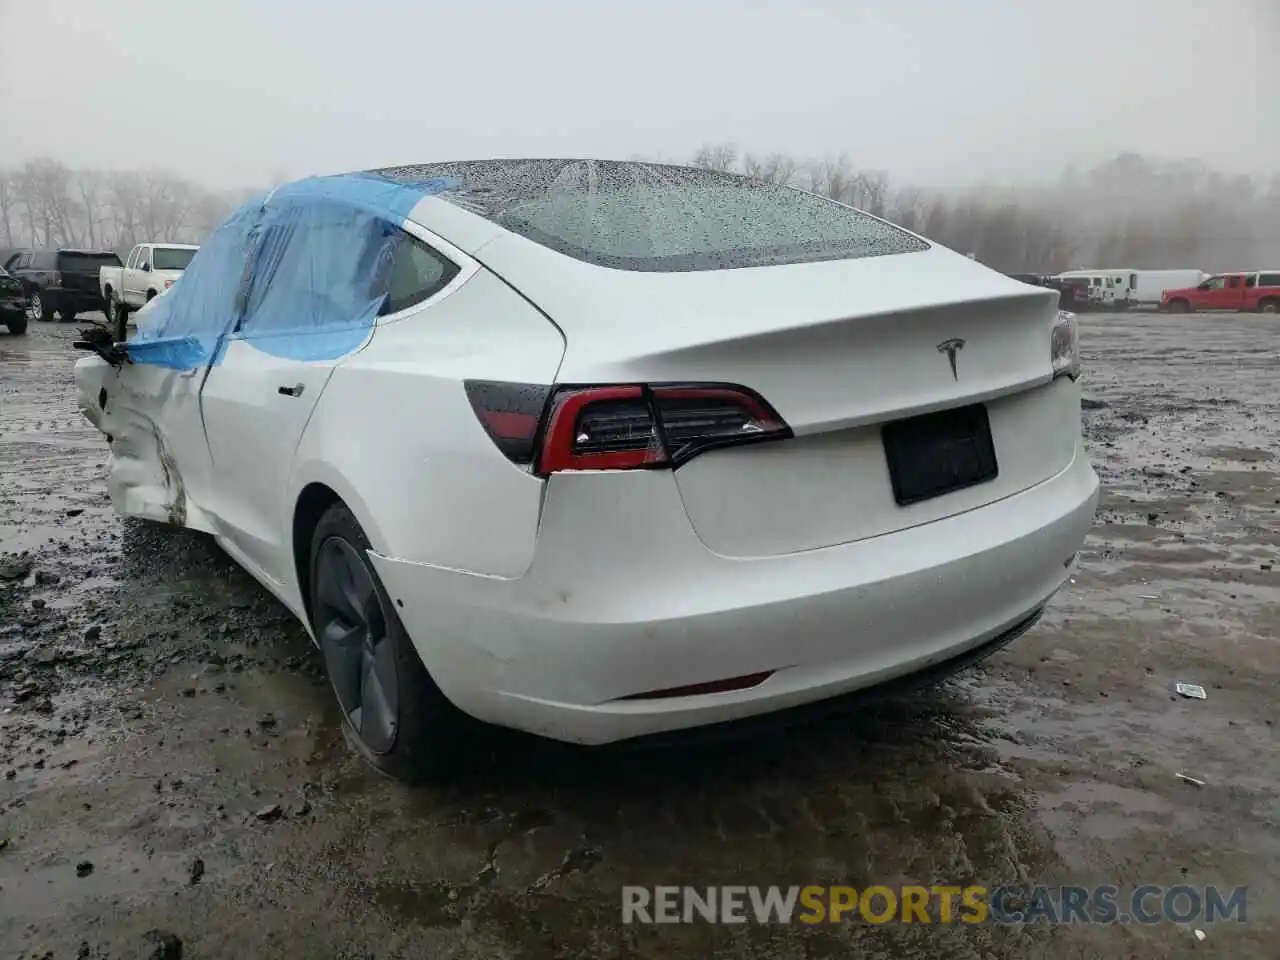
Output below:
[287,267,566,578]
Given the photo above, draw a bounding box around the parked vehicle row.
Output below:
[1039,267,1280,314]
[0,244,200,334]
[2,249,122,323]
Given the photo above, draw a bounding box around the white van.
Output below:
[1054,269,1138,309]
[1130,269,1207,307]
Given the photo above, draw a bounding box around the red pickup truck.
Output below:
[1161,271,1280,313]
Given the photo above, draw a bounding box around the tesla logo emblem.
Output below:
[937,338,966,380]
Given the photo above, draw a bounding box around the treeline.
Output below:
[3,152,1277,274]
[692,146,1280,274]
[0,158,256,255]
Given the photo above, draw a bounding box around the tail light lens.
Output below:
[1051,310,1080,381]
[463,380,552,464]
[465,381,792,475]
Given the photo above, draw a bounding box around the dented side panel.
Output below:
[74,355,217,533]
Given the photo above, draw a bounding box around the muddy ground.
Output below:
[0,312,1277,959]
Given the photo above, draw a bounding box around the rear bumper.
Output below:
[370,447,1099,745]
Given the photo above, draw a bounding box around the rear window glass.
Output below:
[152,247,196,270]
[59,252,121,272]
[1259,273,1280,287]
[368,160,928,272]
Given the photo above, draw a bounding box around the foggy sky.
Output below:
[2,0,1276,190]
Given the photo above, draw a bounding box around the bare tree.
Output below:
[75,170,106,249]
[692,143,739,173]
[14,159,79,247]
[0,171,16,248]
[742,152,798,186]
[106,171,145,250]
[807,155,856,204]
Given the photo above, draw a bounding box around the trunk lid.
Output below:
[478,236,1074,556]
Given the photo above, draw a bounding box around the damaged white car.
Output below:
[75,160,1099,781]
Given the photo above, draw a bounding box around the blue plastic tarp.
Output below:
[128,172,460,369]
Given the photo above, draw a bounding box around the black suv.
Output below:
[0,265,26,334]
[3,249,122,323]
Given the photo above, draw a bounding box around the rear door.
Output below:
[1223,274,1246,310]
[199,199,457,583]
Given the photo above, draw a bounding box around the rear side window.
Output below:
[1260,273,1280,287]
[33,252,57,269]
[382,235,458,314]
[59,252,121,272]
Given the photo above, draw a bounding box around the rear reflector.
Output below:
[617,671,774,701]
[465,380,792,474]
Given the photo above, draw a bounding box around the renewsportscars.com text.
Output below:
[621,884,1247,925]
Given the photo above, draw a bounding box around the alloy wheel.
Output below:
[26,293,42,322]
[313,536,399,754]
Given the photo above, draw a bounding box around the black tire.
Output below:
[308,501,470,782]
[145,289,157,302]
[59,308,77,322]
[105,292,129,329]
[1260,299,1279,315]
[26,291,54,323]
[1168,299,1190,314]
[5,315,27,335]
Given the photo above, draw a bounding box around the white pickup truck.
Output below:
[100,242,198,329]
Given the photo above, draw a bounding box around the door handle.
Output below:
[278,383,305,398]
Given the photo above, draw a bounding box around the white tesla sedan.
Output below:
[74,160,1099,780]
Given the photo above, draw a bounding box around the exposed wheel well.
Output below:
[146,289,157,300]
[293,482,343,621]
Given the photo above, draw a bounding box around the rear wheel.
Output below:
[1168,299,1190,314]
[105,292,129,330]
[26,291,53,323]
[1260,299,1278,315]
[308,502,470,782]
[59,307,77,322]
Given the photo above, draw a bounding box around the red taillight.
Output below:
[463,380,552,465]
[464,380,792,475]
